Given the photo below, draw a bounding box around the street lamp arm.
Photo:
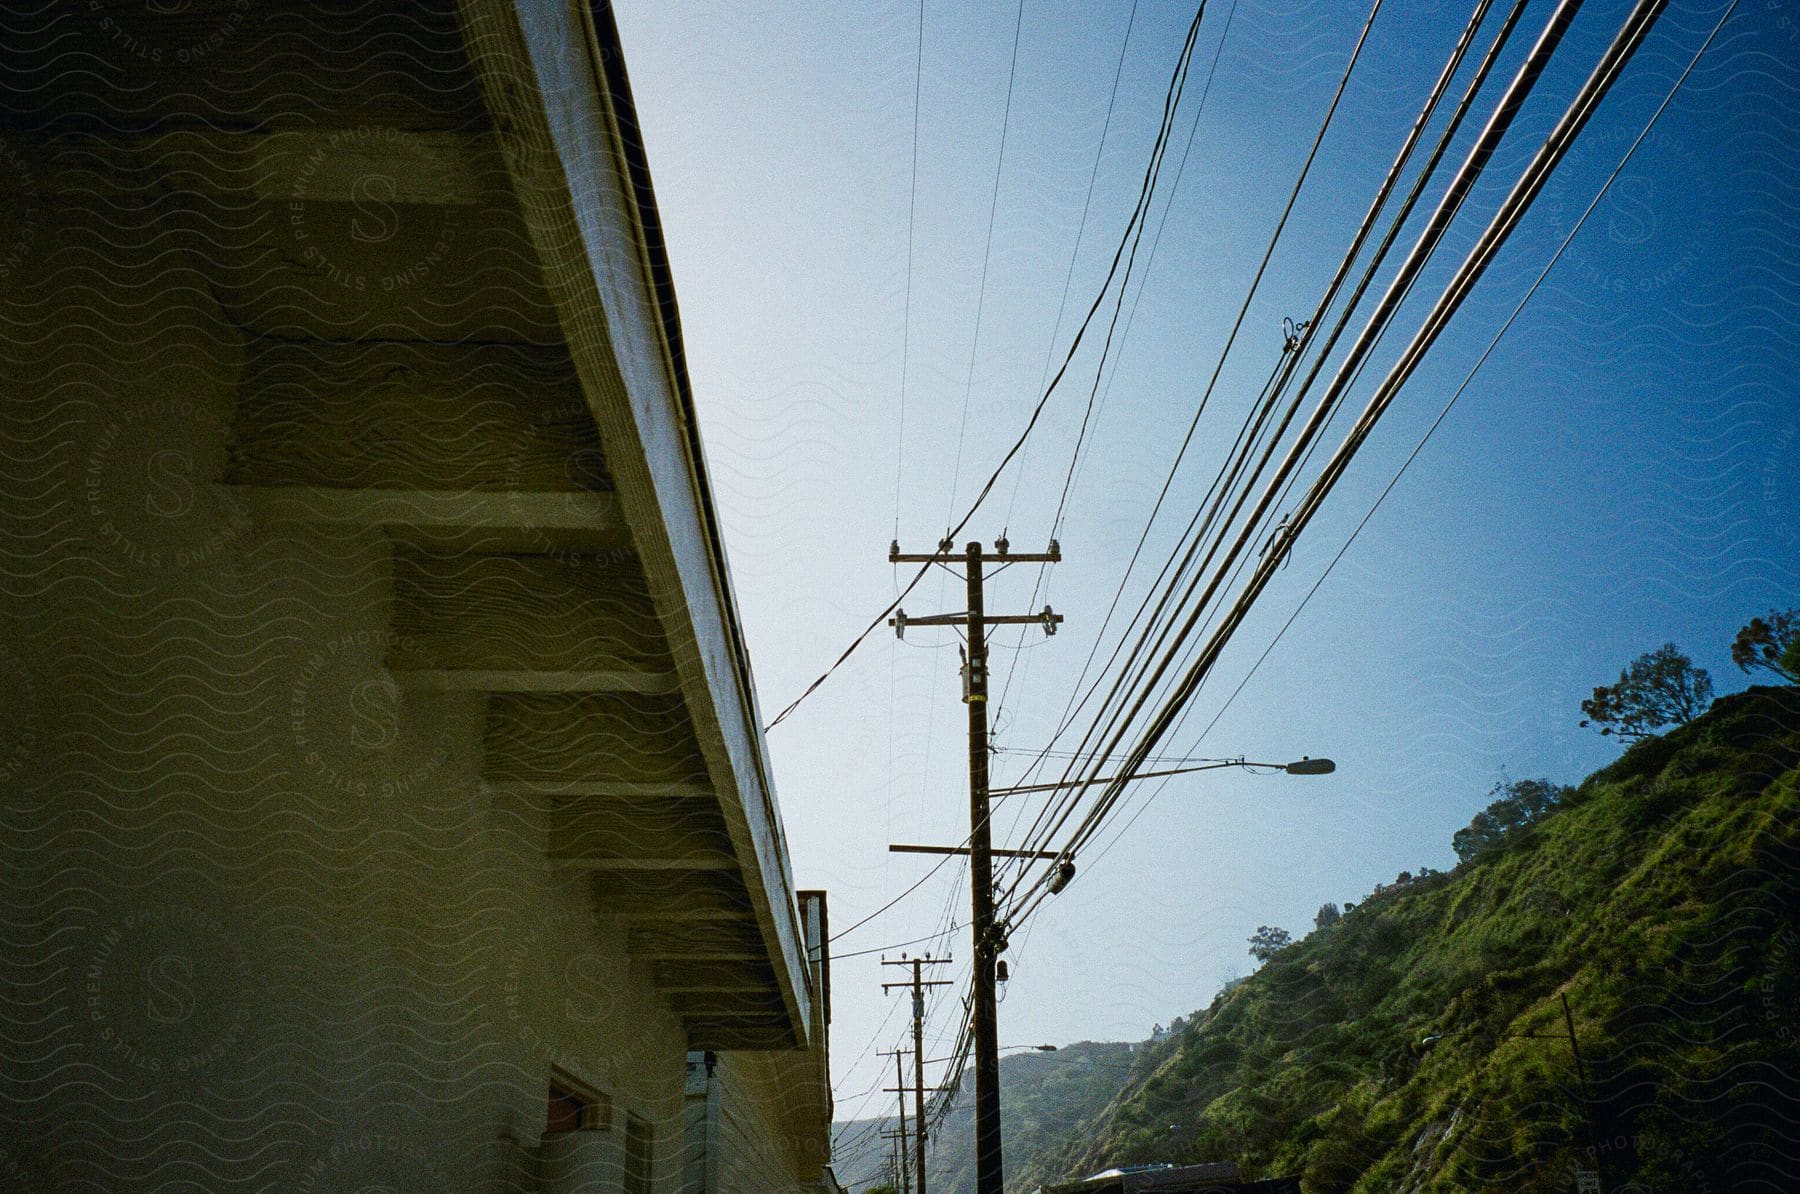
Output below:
[920,1044,1055,1064]
[991,757,1333,795]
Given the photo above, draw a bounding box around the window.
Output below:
[546,1070,610,1133]
[623,1112,653,1194]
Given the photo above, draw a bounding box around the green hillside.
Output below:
[1013,685,1800,1191]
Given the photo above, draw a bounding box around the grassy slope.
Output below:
[1013,686,1800,1192]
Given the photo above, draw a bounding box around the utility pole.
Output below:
[889,537,1063,1194]
[883,955,953,1194]
[878,1048,912,1194]
[1520,992,1606,1194]
[1560,992,1606,1194]
[879,1128,911,1194]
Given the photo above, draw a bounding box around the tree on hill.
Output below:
[1580,642,1712,741]
[1453,777,1572,862]
[1248,925,1292,962]
[1315,902,1341,930]
[1731,608,1800,683]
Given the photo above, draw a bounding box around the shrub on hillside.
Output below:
[1248,925,1293,963]
[1580,643,1712,741]
[1453,777,1573,863]
[1731,607,1799,683]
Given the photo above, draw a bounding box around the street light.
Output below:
[990,754,1335,904]
[921,1044,1056,1064]
[989,755,1336,796]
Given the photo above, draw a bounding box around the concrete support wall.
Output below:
[0,194,687,1191]
[678,892,833,1194]
[683,1051,822,1194]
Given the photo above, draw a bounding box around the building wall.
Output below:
[679,893,833,1193]
[0,182,690,1190]
[683,1052,822,1194]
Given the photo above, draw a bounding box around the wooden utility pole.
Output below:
[1519,992,1606,1193]
[883,955,953,1194]
[889,538,1062,1194]
[880,1130,906,1194]
[878,1048,912,1194]
[1560,992,1606,1194]
[879,1129,911,1194]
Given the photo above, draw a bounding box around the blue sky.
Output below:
[612,0,1798,1111]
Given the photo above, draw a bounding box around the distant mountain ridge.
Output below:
[833,1039,1149,1192]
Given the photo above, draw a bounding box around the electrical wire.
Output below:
[1063,0,1735,911]
[992,0,1393,890]
[989,0,1396,857]
[989,0,1149,742]
[768,1,1215,732]
[828,842,968,944]
[946,0,1028,524]
[835,0,1712,1164]
[834,922,966,962]
[1001,0,1572,894]
[1023,0,1521,801]
[894,0,923,540]
[1000,0,1141,536]
[1014,0,1591,904]
[1006,0,1675,928]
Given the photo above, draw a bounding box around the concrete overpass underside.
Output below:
[0,0,829,1187]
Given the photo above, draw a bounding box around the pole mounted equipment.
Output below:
[884,538,1065,1194]
[877,1047,913,1194]
[883,955,953,1194]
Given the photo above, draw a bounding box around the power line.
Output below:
[1013,0,1592,904]
[1000,0,1141,537]
[829,840,967,944]
[834,922,966,962]
[894,0,924,539]
[991,0,1388,838]
[993,0,1391,891]
[995,745,1253,767]
[769,1,1216,731]
[1079,0,1740,894]
[836,2,1710,1173]
[990,0,1147,737]
[946,0,1028,525]
[1053,0,1243,524]
[832,997,912,1149]
[1001,0,1562,893]
[1005,0,1675,928]
[1195,0,1533,633]
[991,0,1246,859]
